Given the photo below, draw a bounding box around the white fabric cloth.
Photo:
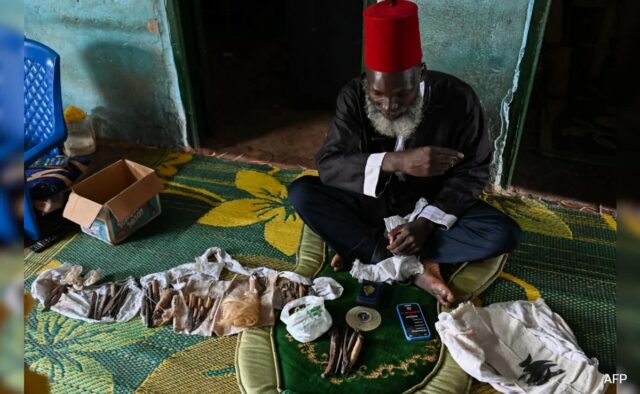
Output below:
[361,81,458,228]
[31,264,142,323]
[140,247,343,300]
[350,199,428,283]
[418,205,457,230]
[138,247,345,336]
[435,299,607,394]
[363,152,386,197]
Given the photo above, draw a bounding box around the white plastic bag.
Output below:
[280,296,332,343]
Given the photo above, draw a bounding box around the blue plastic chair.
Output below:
[24,38,67,240]
[0,27,22,243]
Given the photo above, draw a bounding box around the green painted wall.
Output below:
[25,0,188,148]
[416,0,543,186]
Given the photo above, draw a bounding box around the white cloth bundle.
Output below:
[31,264,142,323]
[435,299,607,393]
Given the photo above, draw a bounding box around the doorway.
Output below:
[180,0,364,167]
[510,0,618,207]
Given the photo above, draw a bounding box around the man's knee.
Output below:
[287,176,319,213]
[493,215,522,254]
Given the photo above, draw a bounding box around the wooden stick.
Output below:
[141,292,148,325]
[321,328,341,378]
[193,297,202,324]
[346,333,364,374]
[95,293,106,320]
[342,329,359,374]
[145,287,154,328]
[88,291,98,319]
[112,288,129,319]
[193,296,214,331]
[151,280,160,304]
[102,284,124,316]
[340,327,354,375]
[186,294,195,332]
[99,291,110,319]
[335,327,350,375]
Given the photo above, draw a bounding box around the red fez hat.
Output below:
[364,0,423,73]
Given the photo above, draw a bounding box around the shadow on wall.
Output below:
[82,42,182,146]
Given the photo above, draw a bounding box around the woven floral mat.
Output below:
[24,150,315,393]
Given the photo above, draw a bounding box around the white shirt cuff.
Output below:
[363,153,386,197]
[419,205,458,230]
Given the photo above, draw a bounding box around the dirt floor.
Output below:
[198,111,330,169]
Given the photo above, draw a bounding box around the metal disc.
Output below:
[345,306,382,332]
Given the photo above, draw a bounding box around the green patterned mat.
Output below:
[480,194,616,374]
[24,150,316,393]
[24,150,616,393]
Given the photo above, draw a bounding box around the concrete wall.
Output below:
[417,0,534,185]
[25,0,187,148]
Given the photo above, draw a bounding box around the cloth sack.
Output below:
[280,296,333,343]
[435,299,607,394]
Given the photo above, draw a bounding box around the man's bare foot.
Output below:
[413,260,455,307]
[330,254,342,271]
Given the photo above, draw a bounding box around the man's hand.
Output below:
[387,217,435,256]
[382,146,464,177]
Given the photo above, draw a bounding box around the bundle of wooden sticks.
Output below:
[142,279,176,328]
[185,294,216,333]
[86,282,131,320]
[277,277,309,307]
[321,326,364,378]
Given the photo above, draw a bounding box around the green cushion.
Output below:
[235,225,324,394]
[235,327,281,394]
[235,225,508,394]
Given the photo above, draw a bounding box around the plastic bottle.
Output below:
[63,106,96,156]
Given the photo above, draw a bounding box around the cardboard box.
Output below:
[63,159,163,245]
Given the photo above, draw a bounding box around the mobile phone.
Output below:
[396,303,431,341]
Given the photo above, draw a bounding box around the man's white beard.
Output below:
[363,79,424,139]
